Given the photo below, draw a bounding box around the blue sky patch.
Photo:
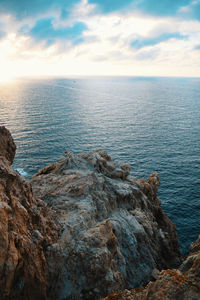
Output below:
[88,0,133,13]
[0,0,80,19]
[191,2,200,20]
[30,18,87,45]
[0,30,6,39]
[88,0,193,16]
[136,0,192,16]
[0,0,199,22]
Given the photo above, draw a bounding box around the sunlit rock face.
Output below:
[104,235,200,300]
[31,150,181,300]
[0,127,58,300]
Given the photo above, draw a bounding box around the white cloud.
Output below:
[0,2,200,80]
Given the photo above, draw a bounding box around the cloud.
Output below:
[0,0,90,49]
[135,48,160,60]
[0,0,200,78]
[131,33,187,49]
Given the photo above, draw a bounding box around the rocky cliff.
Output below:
[1,127,199,300]
[0,126,58,300]
[31,151,181,299]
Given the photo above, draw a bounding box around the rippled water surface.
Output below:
[0,76,200,253]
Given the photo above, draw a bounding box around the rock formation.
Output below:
[0,126,16,165]
[2,126,199,300]
[0,126,58,300]
[104,235,200,300]
[31,150,181,299]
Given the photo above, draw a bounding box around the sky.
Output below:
[0,0,200,80]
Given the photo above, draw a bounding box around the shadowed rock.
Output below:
[0,126,16,165]
[104,235,200,300]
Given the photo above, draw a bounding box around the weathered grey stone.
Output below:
[31,150,181,300]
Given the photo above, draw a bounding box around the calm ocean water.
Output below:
[0,76,199,254]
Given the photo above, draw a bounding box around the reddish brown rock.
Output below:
[0,129,58,300]
[0,126,16,165]
[179,234,200,287]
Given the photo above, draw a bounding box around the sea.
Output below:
[0,76,199,254]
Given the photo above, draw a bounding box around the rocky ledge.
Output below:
[0,126,199,300]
